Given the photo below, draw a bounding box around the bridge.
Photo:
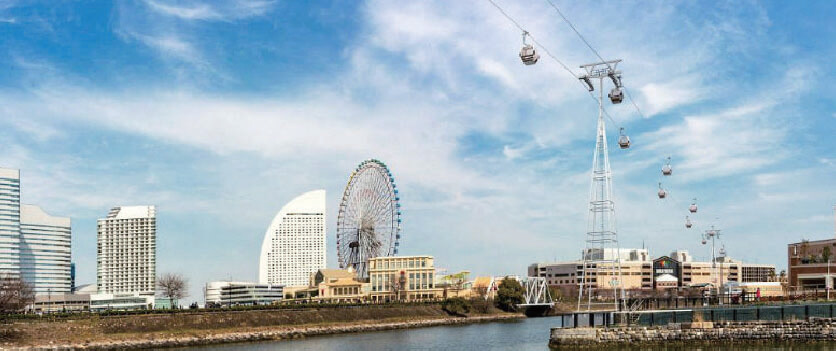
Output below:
[518,277,554,316]
[478,276,554,315]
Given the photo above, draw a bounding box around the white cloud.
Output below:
[502,145,523,160]
[143,0,274,21]
[144,0,219,20]
[639,77,704,117]
[130,33,203,65]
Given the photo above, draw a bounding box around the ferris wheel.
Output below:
[336,159,402,279]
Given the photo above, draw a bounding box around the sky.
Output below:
[0,0,834,301]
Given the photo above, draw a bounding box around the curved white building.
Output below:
[259,190,326,286]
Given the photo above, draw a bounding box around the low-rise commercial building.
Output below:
[368,255,443,302]
[30,294,90,313]
[436,271,472,298]
[284,269,368,303]
[530,249,776,293]
[529,248,652,292]
[90,293,154,312]
[205,281,283,307]
[788,238,836,289]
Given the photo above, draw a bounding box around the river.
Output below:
[175,317,836,350]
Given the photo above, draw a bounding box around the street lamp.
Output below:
[701,226,722,305]
[824,257,833,301]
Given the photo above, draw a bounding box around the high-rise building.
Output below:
[97,206,156,295]
[70,262,76,292]
[20,205,72,294]
[259,190,325,287]
[0,168,21,277]
[0,167,73,295]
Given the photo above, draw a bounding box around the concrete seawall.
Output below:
[550,320,836,347]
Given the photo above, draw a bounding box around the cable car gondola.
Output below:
[617,127,631,149]
[689,198,698,213]
[657,183,667,199]
[608,87,623,104]
[662,156,672,176]
[519,31,539,65]
[685,216,692,229]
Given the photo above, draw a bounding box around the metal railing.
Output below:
[553,303,836,328]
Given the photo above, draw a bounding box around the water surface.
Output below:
[177,317,836,350]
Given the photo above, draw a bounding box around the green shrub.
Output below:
[441,297,471,317]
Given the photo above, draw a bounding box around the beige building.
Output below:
[529,248,653,291]
[530,249,776,292]
[317,278,364,302]
[368,255,443,302]
[30,294,90,313]
[291,268,364,303]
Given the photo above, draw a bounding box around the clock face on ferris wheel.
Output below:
[336,159,401,279]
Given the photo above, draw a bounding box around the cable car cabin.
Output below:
[658,189,667,199]
[685,216,692,228]
[689,203,698,213]
[662,157,673,176]
[608,88,623,104]
[519,44,539,65]
[618,128,631,149]
[618,135,631,149]
[701,239,707,245]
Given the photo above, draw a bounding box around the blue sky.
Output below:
[0,0,834,300]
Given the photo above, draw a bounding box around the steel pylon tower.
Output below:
[577,59,625,312]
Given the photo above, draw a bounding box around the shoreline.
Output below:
[11,313,523,350]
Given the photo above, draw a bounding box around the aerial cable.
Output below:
[542,0,648,120]
[486,0,622,128]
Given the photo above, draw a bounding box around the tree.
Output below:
[0,276,34,313]
[496,277,524,312]
[157,273,188,308]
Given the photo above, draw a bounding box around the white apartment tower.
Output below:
[0,167,73,295]
[259,190,326,287]
[97,206,156,295]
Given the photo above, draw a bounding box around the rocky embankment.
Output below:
[1,306,521,350]
[550,320,836,348]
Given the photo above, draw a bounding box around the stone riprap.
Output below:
[550,320,836,348]
[5,314,520,350]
